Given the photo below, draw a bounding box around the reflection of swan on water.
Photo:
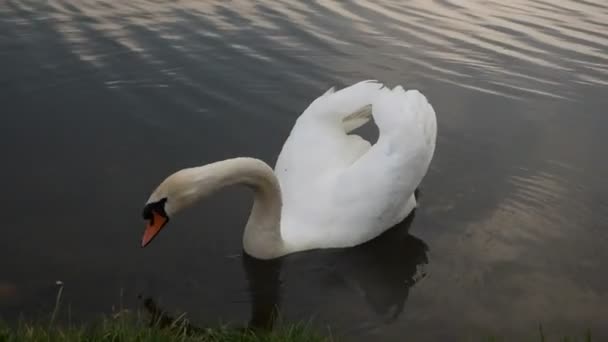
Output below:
[140,211,429,332]
[243,210,429,330]
[324,212,428,323]
[140,81,437,259]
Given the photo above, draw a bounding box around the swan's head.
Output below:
[141,197,170,247]
[140,167,211,247]
[139,158,280,250]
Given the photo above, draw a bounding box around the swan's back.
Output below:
[274,81,436,252]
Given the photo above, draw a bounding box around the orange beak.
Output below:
[141,210,168,247]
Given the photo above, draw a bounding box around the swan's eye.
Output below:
[142,198,168,221]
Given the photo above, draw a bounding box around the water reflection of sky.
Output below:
[7,0,608,97]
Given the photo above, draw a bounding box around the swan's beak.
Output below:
[141,211,168,247]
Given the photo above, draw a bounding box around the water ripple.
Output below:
[4,0,607,99]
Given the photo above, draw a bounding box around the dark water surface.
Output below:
[1,0,607,340]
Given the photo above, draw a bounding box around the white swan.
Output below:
[141,81,437,259]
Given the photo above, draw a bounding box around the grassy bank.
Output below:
[0,318,596,342]
[0,293,329,342]
[0,315,596,342]
[0,313,330,342]
[0,290,594,341]
[0,323,327,342]
[0,287,329,341]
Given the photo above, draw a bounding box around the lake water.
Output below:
[1,0,607,340]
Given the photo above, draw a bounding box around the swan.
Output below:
[140,80,437,260]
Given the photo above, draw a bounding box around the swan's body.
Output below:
[141,81,437,259]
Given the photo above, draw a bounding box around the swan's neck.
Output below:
[175,158,285,259]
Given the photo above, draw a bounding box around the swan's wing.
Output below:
[275,81,384,177]
[343,104,373,133]
[276,83,436,250]
[316,81,372,133]
[275,82,386,234]
[298,80,382,129]
[332,86,437,230]
[300,80,381,119]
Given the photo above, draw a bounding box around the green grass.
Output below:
[0,288,595,341]
[0,286,331,342]
[0,316,597,342]
[1,314,597,342]
[0,312,330,342]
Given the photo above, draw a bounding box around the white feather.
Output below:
[275,81,437,252]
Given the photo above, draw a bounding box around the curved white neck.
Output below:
[169,158,285,259]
